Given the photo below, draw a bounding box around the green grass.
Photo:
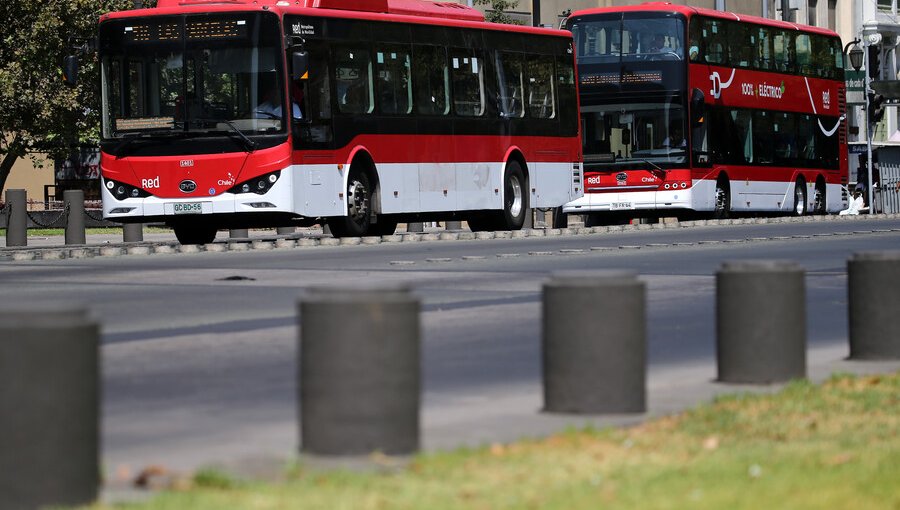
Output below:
[92,372,900,510]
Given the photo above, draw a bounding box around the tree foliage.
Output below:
[473,0,524,25]
[0,0,136,195]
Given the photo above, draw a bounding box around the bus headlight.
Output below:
[229,171,281,195]
[105,179,150,200]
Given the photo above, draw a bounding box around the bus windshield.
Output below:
[571,15,685,63]
[99,13,285,140]
[582,101,686,167]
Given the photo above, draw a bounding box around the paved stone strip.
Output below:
[4,212,900,262]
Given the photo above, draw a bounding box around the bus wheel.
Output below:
[328,169,372,237]
[793,179,808,216]
[812,181,826,215]
[713,178,730,219]
[173,223,217,245]
[498,160,527,230]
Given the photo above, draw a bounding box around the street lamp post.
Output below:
[863,34,881,214]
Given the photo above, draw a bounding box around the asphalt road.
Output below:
[2,217,899,479]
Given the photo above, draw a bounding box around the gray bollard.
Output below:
[5,189,27,247]
[229,228,249,239]
[0,307,100,510]
[551,206,568,228]
[299,286,420,456]
[848,251,900,359]
[444,220,462,231]
[276,226,295,236]
[64,189,86,245]
[406,222,424,233]
[543,271,646,413]
[716,261,806,383]
[123,223,143,243]
[322,223,332,237]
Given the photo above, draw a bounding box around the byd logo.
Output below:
[179,180,197,193]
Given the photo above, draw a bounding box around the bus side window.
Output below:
[412,45,450,115]
[450,50,485,117]
[526,55,555,119]
[688,19,704,62]
[704,19,726,65]
[334,46,374,115]
[755,26,772,71]
[796,34,812,76]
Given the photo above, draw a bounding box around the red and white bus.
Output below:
[562,4,848,224]
[93,0,583,243]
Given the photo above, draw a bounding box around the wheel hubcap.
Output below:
[795,185,805,215]
[715,186,727,212]
[509,176,523,218]
[348,179,369,221]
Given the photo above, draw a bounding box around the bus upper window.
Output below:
[335,47,374,115]
[450,51,485,117]
[704,19,726,65]
[412,45,450,116]
[756,27,773,71]
[796,34,812,75]
[773,30,794,73]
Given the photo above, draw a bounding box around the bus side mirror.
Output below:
[690,88,705,127]
[291,51,309,81]
[63,55,79,88]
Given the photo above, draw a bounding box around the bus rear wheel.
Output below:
[328,169,372,237]
[793,179,808,216]
[812,181,826,215]
[173,223,217,245]
[713,178,730,219]
[497,160,527,230]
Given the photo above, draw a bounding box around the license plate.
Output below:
[173,202,204,214]
[610,202,634,210]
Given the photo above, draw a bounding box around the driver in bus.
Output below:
[662,125,686,148]
[256,84,302,120]
[649,34,673,54]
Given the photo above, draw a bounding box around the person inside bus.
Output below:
[662,125,686,149]
[649,34,674,54]
[255,83,302,120]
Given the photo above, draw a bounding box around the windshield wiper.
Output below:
[191,118,257,152]
[640,159,667,179]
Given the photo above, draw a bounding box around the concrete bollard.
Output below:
[406,222,424,233]
[716,261,806,383]
[229,228,249,239]
[123,223,143,243]
[299,286,420,456]
[276,226,295,236]
[551,206,568,229]
[848,251,900,359]
[5,189,27,247]
[64,189,86,245]
[543,271,646,413]
[444,220,462,231]
[0,307,100,510]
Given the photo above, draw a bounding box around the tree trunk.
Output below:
[0,150,21,200]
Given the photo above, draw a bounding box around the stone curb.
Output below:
[1,212,898,262]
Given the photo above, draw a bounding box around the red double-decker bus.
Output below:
[93,0,582,243]
[562,3,848,224]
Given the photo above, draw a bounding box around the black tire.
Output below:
[173,223,217,245]
[467,214,494,232]
[496,160,528,230]
[713,178,730,219]
[368,215,398,236]
[812,181,826,215]
[793,179,808,216]
[327,169,372,237]
[551,206,568,228]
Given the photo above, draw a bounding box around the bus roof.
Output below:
[568,2,840,38]
[105,0,573,38]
